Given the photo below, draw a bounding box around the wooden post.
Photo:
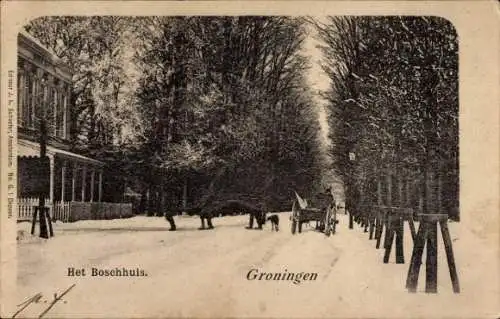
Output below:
[71,164,76,201]
[426,219,438,293]
[439,220,460,293]
[383,167,405,264]
[81,165,87,202]
[405,176,417,243]
[406,213,459,293]
[47,156,54,237]
[98,171,103,202]
[37,115,49,239]
[368,174,378,240]
[30,206,38,235]
[395,172,405,264]
[361,187,368,232]
[90,170,95,202]
[425,171,438,292]
[383,210,396,263]
[61,161,66,202]
[382,168,392,253]
[404,171,417,241]
[374,174,383,247]
[406,220,429,291]
[49,155,54,205]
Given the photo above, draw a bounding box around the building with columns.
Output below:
[17,31,130,222]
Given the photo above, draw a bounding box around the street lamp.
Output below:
[349,152,356,162]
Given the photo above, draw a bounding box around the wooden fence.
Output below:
[53,201,70,222]
[18,198,132,223]
[18,197,52,221]
[346,167,460,294]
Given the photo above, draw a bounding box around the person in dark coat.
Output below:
[164,212,177,231]
[234,200,267,230]
[315,187,334,231]
[246,210,266,229]
[199,211,214,230]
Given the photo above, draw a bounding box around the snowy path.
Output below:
[14,212,499,318]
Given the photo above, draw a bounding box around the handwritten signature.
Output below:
[13,283,76,318]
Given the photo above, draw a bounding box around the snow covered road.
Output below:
[13,212,499,318]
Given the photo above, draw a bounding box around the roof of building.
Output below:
[18,139,105,167]
[18,29,72,81]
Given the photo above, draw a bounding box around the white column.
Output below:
[49,155,55,204]
[90,170,95,202]
[98,171,103,202]
[81,166,87,202]
[31,73,37,128]
[71,164,76,201]
[61,161,66,202]
[63,93,67,139]
[53,88,58,136]
[17,65,24,125]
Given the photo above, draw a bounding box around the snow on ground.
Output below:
[13,211,500,318]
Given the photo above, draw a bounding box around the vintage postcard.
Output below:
[1,1,499,318]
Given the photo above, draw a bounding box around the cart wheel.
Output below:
[291,200,300,234]
[292,200,300,218]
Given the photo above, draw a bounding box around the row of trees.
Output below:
[25,16,325,212]
[314,16,459,219]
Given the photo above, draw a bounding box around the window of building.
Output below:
[52,86,58,137]
[17,64,24,127]
[61,91,68,138]
[27,73,35,129]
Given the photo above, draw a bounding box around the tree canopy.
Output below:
[26,16,326,212]
[313,16,458,218]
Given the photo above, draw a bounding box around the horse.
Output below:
[164,199,267,231]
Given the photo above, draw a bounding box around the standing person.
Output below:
[164,211,177,231]
[198,207,215,230]
[315,187,334,231]
[246,210,266,229]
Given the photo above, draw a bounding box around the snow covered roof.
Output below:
[18,138,105,167]
[18,29,72,82]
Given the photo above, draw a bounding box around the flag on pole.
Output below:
[294,191,308,209]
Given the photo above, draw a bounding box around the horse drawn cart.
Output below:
[291,191,338,236]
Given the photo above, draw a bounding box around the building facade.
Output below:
[17,31,130,222]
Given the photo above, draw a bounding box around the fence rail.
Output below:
[18,198,132,223]
[18,197,52,221]
[53,201,70,222]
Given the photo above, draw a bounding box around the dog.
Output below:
[266,214,280,231]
